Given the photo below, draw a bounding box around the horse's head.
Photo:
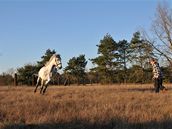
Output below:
[54,54,62,69]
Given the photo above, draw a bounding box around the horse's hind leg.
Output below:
[43,80,50,94]
[40,79,45,94]
[43,85,48,94]
[34,77,40,93]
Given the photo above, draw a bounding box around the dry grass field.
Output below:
[1,84,172,129]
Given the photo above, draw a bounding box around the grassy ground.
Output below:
[0,84,172,129]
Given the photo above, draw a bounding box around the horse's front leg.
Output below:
[42,78,50,94]
[40,79,44,94]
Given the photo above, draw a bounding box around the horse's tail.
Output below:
[33,74,38,77]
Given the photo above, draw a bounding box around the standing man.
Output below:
[149,58,166,93]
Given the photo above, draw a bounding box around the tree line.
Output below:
[1,31,172,86]
[1,2,172,86]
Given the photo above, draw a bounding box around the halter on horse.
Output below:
[34,54,62,94]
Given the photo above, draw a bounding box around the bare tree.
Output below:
[143,1,172,65]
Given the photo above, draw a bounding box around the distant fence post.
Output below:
[14,73,18,86]
[32,75,36,86]
[57,76,60,85]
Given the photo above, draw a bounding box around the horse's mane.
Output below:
[45,54,56,66]
[45,54,61,66]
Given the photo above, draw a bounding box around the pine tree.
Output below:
[90,34,119,84]
[118,40,131,83]
[130,31,153,68]
[130,31,154,83]
[64,55,87,85]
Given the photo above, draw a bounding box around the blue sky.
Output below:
[0,0,170,74]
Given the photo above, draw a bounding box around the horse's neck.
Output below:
[46,61,55,73]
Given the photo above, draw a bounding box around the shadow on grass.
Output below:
[126,85,172,93]
[2,118,172,129]
[126,87,154,93]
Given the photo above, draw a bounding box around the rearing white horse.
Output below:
[34,54,62,94]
